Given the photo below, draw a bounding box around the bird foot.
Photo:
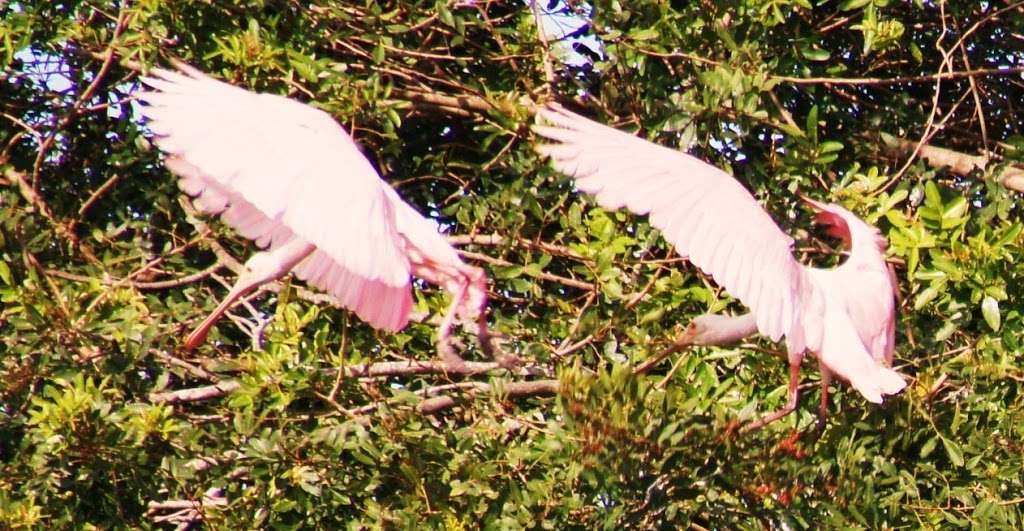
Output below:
[436,339,468,373]
[740,400,799,433]
[774,430,809,459]
[718,419,743,442]
[814,413,828,435]
[478,331,522,371]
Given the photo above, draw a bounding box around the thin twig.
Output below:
[773,66,1024,86]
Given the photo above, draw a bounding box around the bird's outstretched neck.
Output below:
[185,239,315,349]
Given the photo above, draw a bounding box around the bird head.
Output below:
[799,195,887,253]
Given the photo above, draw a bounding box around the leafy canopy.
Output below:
[1,0,1022,528]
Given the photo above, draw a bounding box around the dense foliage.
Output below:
[2,0,1022,528]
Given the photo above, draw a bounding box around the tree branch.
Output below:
[416,379,559,414]
[878,133,1024,192]
[149,359,552,404]
[391,88,495,115]
[149,381,241,404]
[457,249,595,291]
[633,313,759,375]
[775,65,1024,86]
[447,232,591,262]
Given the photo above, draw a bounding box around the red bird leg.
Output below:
[742,358,802,432]
[816,364,833,432]
[435,281,468,368]
[466,272,521,370]
[185,239,315,349]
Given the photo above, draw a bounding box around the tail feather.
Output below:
[847,366,906,404]
[818,309,907,404]
[876,366,907,395]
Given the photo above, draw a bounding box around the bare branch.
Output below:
[774,65,1024,86]
[76,172,123,217]
[149,359,552,404]
[147,488,227,527]
[391,88,495,115]
[447,233,591,262]
[879,134,1024,192]
[633,313,759,375]
[417,379,559,414]
[149,381,241,404]
[337,359,545,379]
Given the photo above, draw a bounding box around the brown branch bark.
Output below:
[775,65,1024,86]
[879,133,1024,192]
[391,88,495,115]
[149,359,551,404]
[149,381,241,404]
[417,379,559,413]
[633,313,759,375]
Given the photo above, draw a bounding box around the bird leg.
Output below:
[185,239,315,349]
[742,358,802,432]
[435,281,469,369]
[816,363,833,433]
[461,265,521,370]
[415,260,517,369]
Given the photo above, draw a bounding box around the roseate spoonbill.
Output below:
[138,62,493,365]
[534,103,906,430]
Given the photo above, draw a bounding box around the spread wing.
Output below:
[534,104,808,346]
[138,63,412,330]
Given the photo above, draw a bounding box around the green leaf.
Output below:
[806,105,819,144]
[800,46,831,62]
[919,436,937,458]
[942,437,965,467]
[630,28,660,41]
[839,0,872,10]
[981,296,1000,331]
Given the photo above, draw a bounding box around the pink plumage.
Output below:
[138,62,490,363]
[534,103,905,430]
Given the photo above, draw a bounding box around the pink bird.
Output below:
[534,103,906,430]
[138,63,492,365]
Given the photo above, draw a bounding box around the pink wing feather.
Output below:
[534,104,808,348]
[138,64,412,331]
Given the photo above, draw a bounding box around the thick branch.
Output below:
[417,379,559,413]
[149,359,550,404]
[147,488,227,526]
[633,313,759,375]
[391,88,495,115]
[879,134,1024,192]
[149,381,241,404]
[337,359,543,378]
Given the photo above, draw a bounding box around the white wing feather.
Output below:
[139,65,413,330]
[534,104,808,347]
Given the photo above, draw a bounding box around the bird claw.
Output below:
[718,419,743,442]
[476,328,522,371]
[436,339,468,372]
